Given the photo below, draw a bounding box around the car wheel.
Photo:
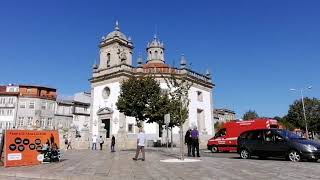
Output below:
[240,149,250,159]
[211,146,219,153]
[288,150,301,162]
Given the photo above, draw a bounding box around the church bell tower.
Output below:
[98,21,134,69]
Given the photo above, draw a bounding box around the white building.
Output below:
[213,108,236,122]
[55,92,90,135]
[0,85,19,130]
[72,92,90,134]
[16,85,56,130]
[54,99,73,129]
[89,22,215,143]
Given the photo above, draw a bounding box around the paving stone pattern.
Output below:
[0,149,320,180]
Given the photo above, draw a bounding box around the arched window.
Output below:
[155,51,158,59]
[107,53,111,67]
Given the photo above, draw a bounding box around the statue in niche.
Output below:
[117,49,127,61]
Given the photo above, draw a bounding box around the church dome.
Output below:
[105,29,128,41]
[147,35,164,49]
[104,21,128,41]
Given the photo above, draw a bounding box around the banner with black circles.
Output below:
[3,130,60,167]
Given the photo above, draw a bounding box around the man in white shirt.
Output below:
[133,128,146,161]
[92,135,97,150]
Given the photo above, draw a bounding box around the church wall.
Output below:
[188,86,213,135]
[92,81,121,136]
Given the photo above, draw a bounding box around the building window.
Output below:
[29,102,35,109]
[47,118,52,127]
[18,117,24,127]
[41,102,46,110]
[128,124,134,133]
[102,87,111,99]
[155,50,158,59]
[0,109,4,115]
[74,115,78,121]
[197,109,205,132]
[20,102,26,108]
[40,118,45,128]
[8,97,13,104]
[7,109,13,116]
[107,53,111,67]
[197,91,203,102]
[6,122,11,129]
[0,98,4,104]
[27,117,33,126]
[48,103,52,111]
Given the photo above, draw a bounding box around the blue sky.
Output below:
[0,0,319,118]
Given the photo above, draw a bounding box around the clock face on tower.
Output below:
[102,87,111,99]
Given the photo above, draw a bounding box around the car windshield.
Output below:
[277,130,305,140]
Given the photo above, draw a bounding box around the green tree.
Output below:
[116,76,167,126]
[274,116,295,130]
[286,97,320,132]
[242,110,259,120]
[161,73,192,160]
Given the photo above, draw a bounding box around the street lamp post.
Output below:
[290,86,312,139]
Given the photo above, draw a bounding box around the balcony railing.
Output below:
[93,64,212,84]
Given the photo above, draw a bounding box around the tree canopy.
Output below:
[116,76,169,126]
[242,110,259,120]
[274,116,295,131]
[162,74,192,128]
[116,74,192,130]
[286,97,320,132]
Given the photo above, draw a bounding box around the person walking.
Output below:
[133,128,146,161]
[67,136,72,150]
[185,128,192,157]
[111,135,115,152]
[64,135,68,150]
[191,126,200,157]
[92,135,97,150]
[98,136,104,150]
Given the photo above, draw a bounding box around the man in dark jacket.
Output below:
[111,135,115,152]
[185,128,192,157]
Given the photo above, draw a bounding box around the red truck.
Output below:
[207,118,278,153]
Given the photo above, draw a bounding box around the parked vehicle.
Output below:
[207,119,278,153]
[237,129,320,162]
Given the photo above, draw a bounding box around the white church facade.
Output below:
[90,22,215,145]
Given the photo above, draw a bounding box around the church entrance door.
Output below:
[102,119,110,138]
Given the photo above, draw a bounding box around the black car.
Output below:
[237,129,320,162]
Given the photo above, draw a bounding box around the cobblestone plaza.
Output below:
[0,149,319,180]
